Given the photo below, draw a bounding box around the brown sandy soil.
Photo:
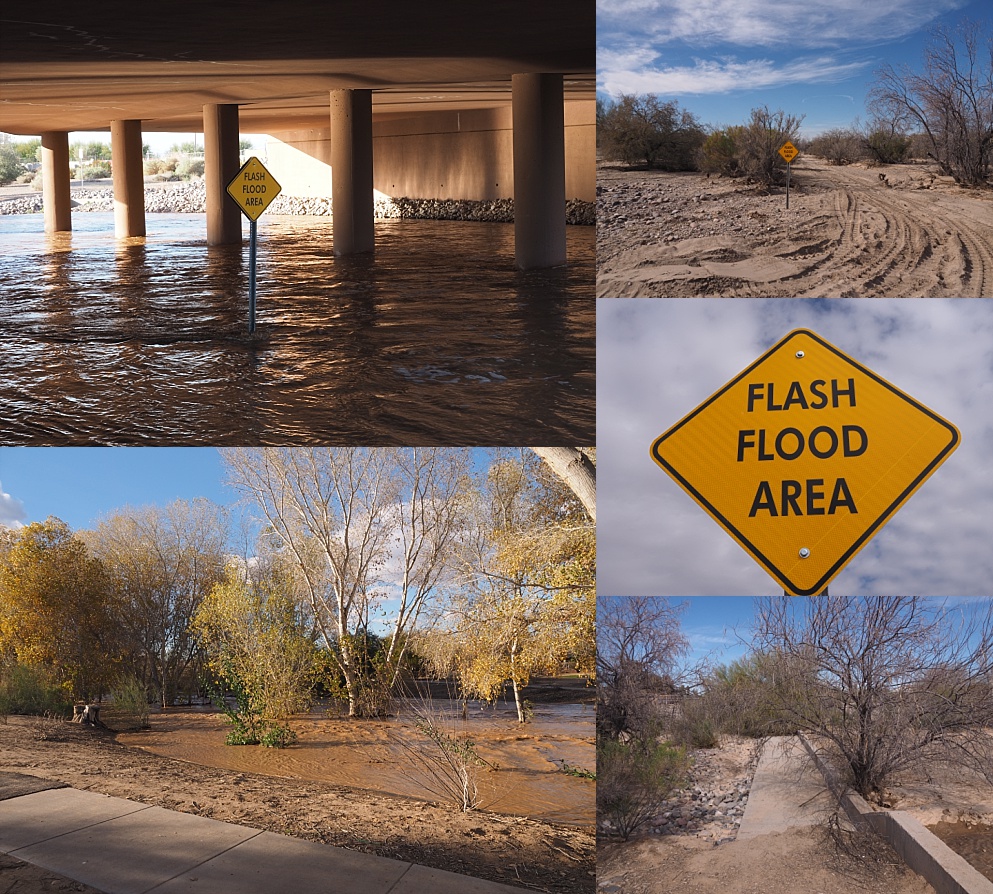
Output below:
[596,156,993,298]
[597,736,934,893]
[0,715,593,894]
[596,827,935,894]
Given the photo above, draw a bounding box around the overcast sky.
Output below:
[598,299,993,597]
[597,0,988,136]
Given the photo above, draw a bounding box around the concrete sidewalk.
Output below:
[737,736,834,840]
[0,784,528,894]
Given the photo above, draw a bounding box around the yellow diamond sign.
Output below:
[650,329,960,595]
[226,156,282,221]
[779,141,799,163]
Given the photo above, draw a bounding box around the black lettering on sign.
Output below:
[748,478,858,517]
[736,425,869,462]
[746,379,857,412]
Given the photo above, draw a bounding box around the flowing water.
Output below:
[0,214,594,444]
[117,700,595,827]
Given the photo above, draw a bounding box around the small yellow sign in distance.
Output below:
[779,141,799,163]
[226,156,282,221]
[650,329,960,596]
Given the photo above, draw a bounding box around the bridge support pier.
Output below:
[40,131,72,233]
[204,103,242,245]
[330,89,374,255]
[512,73,566,270]
[112,119,146,238]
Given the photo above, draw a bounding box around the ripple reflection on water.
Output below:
[0,214,594,444]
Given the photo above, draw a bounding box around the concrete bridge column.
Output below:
[111,119,146,238]
[40,131,72,233]
[512,73,567,269]
[330,89,374,255]
[204,103,242,245]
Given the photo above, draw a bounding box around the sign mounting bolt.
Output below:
[799,548,811,558]
[795,350,805,358]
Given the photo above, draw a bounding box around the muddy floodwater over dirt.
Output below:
[117,699,595,827]
[0,214,593,444]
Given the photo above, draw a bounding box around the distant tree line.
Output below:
[598,19,992,187]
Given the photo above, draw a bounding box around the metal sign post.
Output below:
[248,218,258,334]
[650,328,960,596]
[225,156,282,334]
[785,161,792,209]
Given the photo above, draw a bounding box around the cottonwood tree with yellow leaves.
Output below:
[426,450,595,723]
[0,518,118,703]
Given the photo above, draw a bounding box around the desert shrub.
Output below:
[906,132,933,161]
[111,674,150,730]
[78,162,111,180]
[0,143,24,185]
[15,170,37,184]
[864,129,912,165]
[0,663,72,719]
[808,128,864,165]
[698,652,802,738]
[698,127,744,176]
[597,738,690,839]
[598,94,706,170]
[668,696,721,749]
[175,158,205,179]
[143,158,167,175]
[258,723,297,748]
[735,106,805,186]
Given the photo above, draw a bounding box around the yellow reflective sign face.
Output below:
[779,141,799,163]
[650,329,960,595]
[226,156,282,221]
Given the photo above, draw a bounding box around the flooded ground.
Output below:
[0,214,593,444]
[116,698,594,827]
[927,821,993,881]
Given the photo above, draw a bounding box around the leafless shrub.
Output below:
[389,695,490,812]
[598,95,707,170]
[597,596,688,743]
[753,595,993,801]
[808,128,865,165]
[871,20,993,186]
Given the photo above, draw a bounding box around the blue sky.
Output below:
[598,299,993,597]
[597,0,988,136]
[0,448,232,531]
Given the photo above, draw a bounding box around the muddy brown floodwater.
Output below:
[0,214,594,444]
[117,699,594,827]
[927,821,993,881]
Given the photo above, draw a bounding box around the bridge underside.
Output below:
[0,2,594,266]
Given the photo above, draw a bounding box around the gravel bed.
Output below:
[0,182,594,224]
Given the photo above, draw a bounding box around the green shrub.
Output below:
[259,723,297,748]
[668,697,721,749]
[175,158,205,179]
[77,162,111,180]
[111,675,150,730]
[0,663,72,719]
[699,127,744,176]
[597,738,690,839]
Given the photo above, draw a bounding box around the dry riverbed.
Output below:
[597,156,993,298]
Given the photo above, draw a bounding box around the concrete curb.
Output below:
[798,734,993,894]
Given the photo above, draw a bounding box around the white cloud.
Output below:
[597,300,993,597]
[0,481,26,529]
[597,55,870,96]
[597,0,970,49]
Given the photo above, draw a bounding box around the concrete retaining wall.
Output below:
[265,100,595,202]
[799,735,993,894]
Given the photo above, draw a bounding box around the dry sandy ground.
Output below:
[597,736,937,894]
[0,715,593,894]
[597,156,993,298]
